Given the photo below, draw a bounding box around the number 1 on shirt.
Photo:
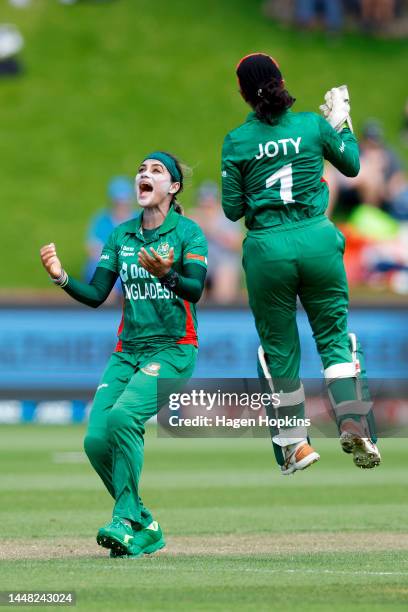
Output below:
[266,163,295,204]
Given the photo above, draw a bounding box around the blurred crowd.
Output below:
[327,119,408,295]
[0,24,24,76]
[263,0,408,36]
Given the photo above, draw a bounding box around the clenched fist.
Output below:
[40,243,63,279]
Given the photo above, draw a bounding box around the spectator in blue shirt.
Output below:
[295,0,343,32]
[84,176,135,295]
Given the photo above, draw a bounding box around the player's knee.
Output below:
[107,408,131,435]
[83,433,109,462]
[107,407,145,441]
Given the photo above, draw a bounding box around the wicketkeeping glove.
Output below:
[320,85,353,133]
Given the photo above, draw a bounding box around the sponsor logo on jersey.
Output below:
[141,362,161,377]
[339,141,346,153]
[120,245,136,257]
[100,254,110,261]
[222,170,227,177]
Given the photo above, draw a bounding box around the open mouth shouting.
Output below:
[138,178,154,200]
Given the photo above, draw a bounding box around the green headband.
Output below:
[142,152,182,183]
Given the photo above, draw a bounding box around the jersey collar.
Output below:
[129,205,180,241]
[246,109,290,123]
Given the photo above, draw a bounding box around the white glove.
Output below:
[319,85,353,133]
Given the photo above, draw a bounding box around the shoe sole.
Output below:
[106,537,166,559]
[340,434,381,469]
[110,550,126,558]
[281,466,296,475]
[294,451,320,471]
[96,532,130,556]
[281,452,320,475]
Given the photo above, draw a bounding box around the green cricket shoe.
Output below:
[125,521,166,558]
[97,516,135,556]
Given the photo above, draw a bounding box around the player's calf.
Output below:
[324,332,381,469]
[257,345,320,475]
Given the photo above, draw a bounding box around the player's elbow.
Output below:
[189,289,203,304]
[344,159,360,178]
[222,202,244,222]
[89,299,104,309]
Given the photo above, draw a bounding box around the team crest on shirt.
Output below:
[157,242,170,259]
[141,362,161,377]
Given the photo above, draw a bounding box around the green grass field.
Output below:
[1,0,408,288]
[1,425,407,610]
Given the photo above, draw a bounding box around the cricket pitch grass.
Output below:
[1,426,407,610]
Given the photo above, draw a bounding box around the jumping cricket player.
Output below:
[221,53,380,475]
[40,152,208,556]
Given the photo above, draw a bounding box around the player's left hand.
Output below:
[138,246,174,278]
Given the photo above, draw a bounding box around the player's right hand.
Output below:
[320,85,353,133]
[40,243,63,279]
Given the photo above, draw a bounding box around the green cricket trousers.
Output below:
[84,343,197,526]
[243,215,372,452]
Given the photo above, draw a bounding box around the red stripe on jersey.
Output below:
[186,253,206,263]
[115,303,125,352]
[177,300,198,347]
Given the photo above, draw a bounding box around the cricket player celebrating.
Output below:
[40,152,208,556]
[221,53,380,475]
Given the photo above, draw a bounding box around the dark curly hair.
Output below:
[237,53,295,124]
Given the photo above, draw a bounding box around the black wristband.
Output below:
[159,269,179,290]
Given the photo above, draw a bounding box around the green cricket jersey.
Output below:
[221,110,360,229]
[97,206,208,351]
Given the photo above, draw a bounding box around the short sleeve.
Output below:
[182,224,208,269]
[96,229,118,273]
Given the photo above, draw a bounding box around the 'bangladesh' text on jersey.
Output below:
[221,110,360,229]
[97,206,208,351]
